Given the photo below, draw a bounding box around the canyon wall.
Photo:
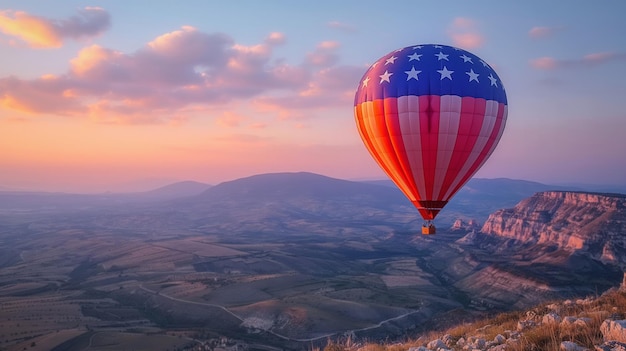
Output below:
[479,191,626,267]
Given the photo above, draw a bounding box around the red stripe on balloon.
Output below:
[419,95,440,200]
[439,97,486,200]
[354,100,418,202]
[384,97,420,200]
[447,101,507,198]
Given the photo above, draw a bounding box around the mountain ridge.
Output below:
[196,172,398,201]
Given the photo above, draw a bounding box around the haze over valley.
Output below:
[1,173,624,350]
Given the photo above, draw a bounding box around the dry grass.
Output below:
[314,289,626,351]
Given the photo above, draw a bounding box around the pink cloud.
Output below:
[265,32,286,45]
[305,41,340,67]
[530,51,626,69]
[327,21,356,32]
[0,75,83,114]
[249,122,267,129]
[447,17,484,49]
[216,111,245,128]
[0,27,360,124]
[56,7,110,39]
[214,133,272,145]
[0,7,110,48]
[294,123,309,129]
[528,26,564,39]
[253,64,363,118]
[529,57,557,69]
[583,52,619,63]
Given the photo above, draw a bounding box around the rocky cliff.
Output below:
[479,191,626,267]
[448,191,625,310]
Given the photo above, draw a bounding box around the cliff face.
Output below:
[480,191,626,266]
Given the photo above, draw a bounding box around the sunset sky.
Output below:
[1,1,625,193]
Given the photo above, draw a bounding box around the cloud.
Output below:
[0,75,83,114]
[584,52,621,63]
[447,17,484,49]
[249,122,267,129]
[327,21,356,32]
[0,7,110,48]
[305,41,340,67]
[530,51,626,69]
[529,57,557,70]
[528,26,563,39]
[56,7,110,39]
[253,64,363,118]
[265,32,286,45]
[216,111,245,128]
[0,28,361,124]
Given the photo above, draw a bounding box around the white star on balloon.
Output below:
[460,54,473,63]
[408,53,422,61]
[488,74,498,87]
[379,70,393,83]
[405,66,421,80]
[362,76,371,87]
[466,69,479,82]
[435,52,449,61]
[437,66,453,80]
[385,56,398,65]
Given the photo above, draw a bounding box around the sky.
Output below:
[1,1,625,193]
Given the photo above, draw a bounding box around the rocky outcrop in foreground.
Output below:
[345,288,626,351]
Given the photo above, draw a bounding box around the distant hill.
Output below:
[457,177,572,198]
[0,191,100,211]
[0,181,212,212]
[197,172,402,204]
[177,172,417,234]
[163,172,587,238]
[140,180,212,199]
[0,172,571,225]
[365,177,571,199]
[445,178,573,219]
[363,177,573,224]
[2,173,612,227]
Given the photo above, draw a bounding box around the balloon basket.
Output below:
[422,224,436,235]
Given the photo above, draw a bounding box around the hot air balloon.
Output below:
[354,44,507,235]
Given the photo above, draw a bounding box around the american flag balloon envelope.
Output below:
[354,44,507,234]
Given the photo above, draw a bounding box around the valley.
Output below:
[0,173,623,350]
[0,217,456,350]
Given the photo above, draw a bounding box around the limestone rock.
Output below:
[517,319,536,331]
[493,334,506,344]
[601,320,626,343]
[560,340,588,351]
[543,312,562,325]
[595,340,626,351]
[426,338,447,350]
[480,191,626,266]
